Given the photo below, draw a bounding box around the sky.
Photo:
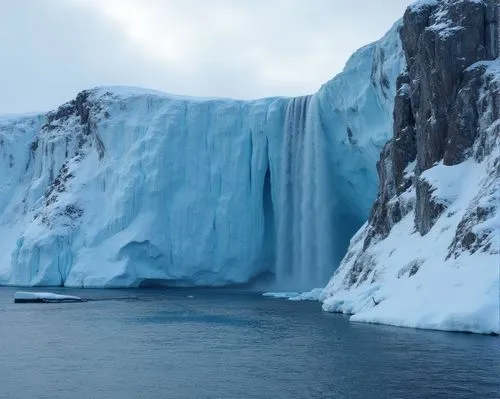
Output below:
[0,0,414,114]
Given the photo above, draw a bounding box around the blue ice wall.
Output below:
[0,22,403,289]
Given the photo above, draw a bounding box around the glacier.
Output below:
[0,23,403,289]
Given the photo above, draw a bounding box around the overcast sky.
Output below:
[1,0,414,114]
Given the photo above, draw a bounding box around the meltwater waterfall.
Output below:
[275,96,334,290]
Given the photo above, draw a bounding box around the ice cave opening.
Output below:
[261,163,276,278]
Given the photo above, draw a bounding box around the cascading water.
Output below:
[275,95,334,291]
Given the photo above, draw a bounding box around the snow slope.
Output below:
[322,156,500,334]
[0,23,403,289]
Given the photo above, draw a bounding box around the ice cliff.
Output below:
[0,24,403,289]
[322,0,500,335]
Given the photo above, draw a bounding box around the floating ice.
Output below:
[14,291,83,303]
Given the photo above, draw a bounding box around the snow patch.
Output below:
[421,160,475,205]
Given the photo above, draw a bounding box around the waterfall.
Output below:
[275,95,333,291]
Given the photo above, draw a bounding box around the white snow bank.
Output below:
[14,291,83,303]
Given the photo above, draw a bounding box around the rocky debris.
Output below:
[447,205,496,258]
[345,252,376,288]
[64,204,84,220]
[44,163,73,206]
[34,160,84,228]
[447,153,499,259]
[397,258,424,278]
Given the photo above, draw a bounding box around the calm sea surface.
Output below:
[0,287,498,399]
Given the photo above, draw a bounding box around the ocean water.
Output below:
[0,287,498,399]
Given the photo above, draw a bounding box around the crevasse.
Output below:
[0,22,403,289]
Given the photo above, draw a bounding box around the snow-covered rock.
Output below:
[322,0,500,335]
[0,22,403,290]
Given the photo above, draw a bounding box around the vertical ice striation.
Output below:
[0,21,403,289]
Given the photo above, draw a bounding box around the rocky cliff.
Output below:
[322,0,500,335]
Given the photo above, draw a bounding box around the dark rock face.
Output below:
[404,0,498,234]
[367,0,499,240]
[392,73,417,194]
[445,64,486,165]
[364,71,417,247]
[414,178,445,235]
[46,90,92,127]
[403,0,491,168]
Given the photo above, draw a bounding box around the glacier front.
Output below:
[0,24,403,289]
